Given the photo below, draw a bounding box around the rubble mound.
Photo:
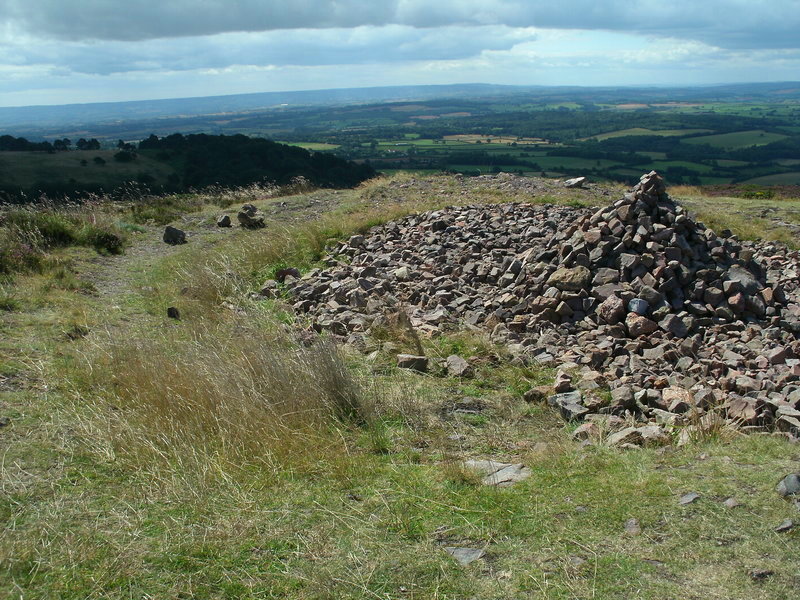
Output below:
[276,172,800,437]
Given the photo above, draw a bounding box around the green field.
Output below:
[278,141,341,150]
[682,130,789,149]
[742,171,800,184]
[716,159,750,167]
[586,128,713,141]
[648,160,715,173]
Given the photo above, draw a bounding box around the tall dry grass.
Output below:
[70,318,372,480]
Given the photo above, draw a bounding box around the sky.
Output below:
[0,0,798,107]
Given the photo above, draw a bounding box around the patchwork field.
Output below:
[682,130,789,149]
[585,128,713,141]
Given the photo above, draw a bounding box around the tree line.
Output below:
[0,135,101,153]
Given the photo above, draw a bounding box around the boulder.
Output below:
[564,176,587,189]
[163,225,186,245]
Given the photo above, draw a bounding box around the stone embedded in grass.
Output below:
[776,473,800,498]
[679,492,701,505]
[723,497,740,509]
[749,569,774,581]
[396,354,428,372]
[217,214,232,227]
[624,518,642,536]
[774,519,794,533]
[166,306,180,320]
[548,391,589,422]
[465,459,531,487]
[443,546,485,566]
[523,386,550,403]
[163,225,186,245]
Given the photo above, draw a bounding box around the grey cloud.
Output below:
[2,25,535,75]
[1,0,799,49]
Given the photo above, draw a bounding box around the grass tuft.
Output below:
[68,317,373,478]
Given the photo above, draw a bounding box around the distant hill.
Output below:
[2,82,799,138]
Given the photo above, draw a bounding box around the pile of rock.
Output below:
[268,172,800,437]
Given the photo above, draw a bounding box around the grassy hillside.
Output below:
[1,175,799,599]
[0,150,177,196]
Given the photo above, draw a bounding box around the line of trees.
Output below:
[0,135,101,152]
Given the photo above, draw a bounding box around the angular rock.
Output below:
[607,427,644,447]
[564,176,587,189]
[776,473,800,498]
[163,225,186,245]
[598,295,626,324]
[446,355,472,378]
[626,313,658,337]
[397,354,428,372]
[547,266,591,292]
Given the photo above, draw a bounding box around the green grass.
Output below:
[682,130,789,149]
[671,185,800,247]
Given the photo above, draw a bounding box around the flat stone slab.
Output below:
[443,547,485,565]
[465,459,532,487]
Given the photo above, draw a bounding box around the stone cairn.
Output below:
[268,172,800,441]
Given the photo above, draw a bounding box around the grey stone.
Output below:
[624,518,642,535]
[775,519,794,533]
[776,473,800,498]
[628,298,649,315]
[679,492,701,505]
[238,205,266,229]
[564,176,587,188]
[465,459,532,487]
[163,225,186,245]
[443,547,485,566]
[726,265,762,295]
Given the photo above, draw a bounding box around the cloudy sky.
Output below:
[0,0,798,107]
